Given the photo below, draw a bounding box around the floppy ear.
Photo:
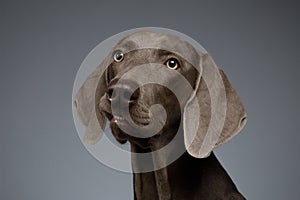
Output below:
[74,60,108,144]
[183,54,247,158]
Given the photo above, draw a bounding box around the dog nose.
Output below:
[106,79,140,105]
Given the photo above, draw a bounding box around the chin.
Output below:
[110,121,155,149]
[110,122,128,144]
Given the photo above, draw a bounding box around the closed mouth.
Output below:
[112,115,124,123]
[111,115,130,126]
[103,111,149,127]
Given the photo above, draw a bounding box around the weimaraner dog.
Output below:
[75,30,247,200]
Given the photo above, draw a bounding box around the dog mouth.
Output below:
[104,111,150,129]
[102,110,151,144]
[110,114,131,127]
[111,115,126,124]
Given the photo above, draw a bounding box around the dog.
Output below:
[75,30,247,200]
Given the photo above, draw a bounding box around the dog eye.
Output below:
[113,51,124,62]
[166,58,179,70]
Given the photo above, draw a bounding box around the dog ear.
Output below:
[183,54,247,158]
[74,59,109,144]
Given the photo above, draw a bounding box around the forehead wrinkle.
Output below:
[113,40,138,52]
[112,31,201,70]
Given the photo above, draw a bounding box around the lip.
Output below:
[105,112,130,127]
[112,115,123,123]
[103,111,149,128]
[103,111,123,122]
[111,115,128,125]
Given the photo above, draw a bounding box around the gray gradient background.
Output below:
[1,0,299,199]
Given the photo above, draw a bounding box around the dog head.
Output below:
[74,30,247,158]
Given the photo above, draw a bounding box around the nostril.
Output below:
[122,88,139,103]
[129,88,140,103]
[106,87,114,101]
[106,80,140,104]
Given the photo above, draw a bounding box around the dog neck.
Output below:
[130,128,185,200]
[130,140,240,200]
[131,143,171,200]
[131,148,232,200]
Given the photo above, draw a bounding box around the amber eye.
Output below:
[113,51,124,62]
[166,58,179,70]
